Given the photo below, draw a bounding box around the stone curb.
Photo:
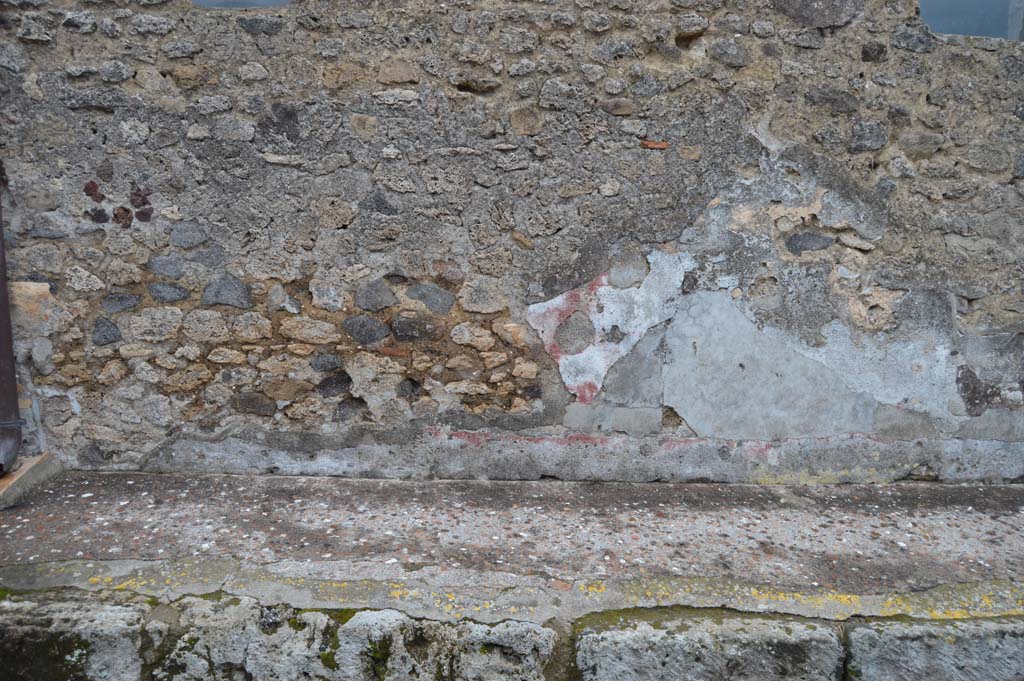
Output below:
[1,592,1023,680]
[0,453,63,510]
[3,558,1021,625]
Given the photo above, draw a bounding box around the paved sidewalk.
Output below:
[1,472,1022,622]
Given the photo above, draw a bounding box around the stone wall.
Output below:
[0,0,1022,481]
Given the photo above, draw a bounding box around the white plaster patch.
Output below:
[526,250,696,402]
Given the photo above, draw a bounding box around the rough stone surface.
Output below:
[708,39,752,68]
[784,231,835,254]
[406,282,456,315]
[4,473,1024,620]
[0,0,1021,481]
[577,613,844,680]
[391,310,445,342]
[343,314,390,346]
[850,118,889,152]
[129,307,183,342]
[893,24,936,53]
[91,317,121,346]
[279,316,341,345]
[354,278,397,312]
[182,309,229,343]
[100,293,140,314]
[847,619,1024,681]
[451,322,496,351]
[147,282,190,303]
[3,474,1024,678]
[0,599,143,681]
[1,591,1023,680]
[771,0,863,28]
[169,221,208,249]
[0,595,554,681]
[900,131,945,159]
[201,274,253,309]
[147,254,185,279]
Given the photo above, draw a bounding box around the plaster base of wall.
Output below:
[135,429,1024,483]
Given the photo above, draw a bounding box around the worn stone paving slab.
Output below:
[575,613,845,680]
[1,473,1022,623]
[846,617,1024,681]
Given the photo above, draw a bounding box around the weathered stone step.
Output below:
[1,472,1023,678]
[1,594,1023,680]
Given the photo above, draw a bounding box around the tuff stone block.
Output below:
[576,613,844,681]
[847,619,1024,681]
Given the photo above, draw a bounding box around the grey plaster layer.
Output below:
[143,428,1024,483]
[663,291,876,440]
[562,403,663,437]
[576,614,844,681]
[601,324,666,408]
[847,618,1024,681]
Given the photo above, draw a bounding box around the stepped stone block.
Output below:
[847,618,1024,681]
[576,613,844,681]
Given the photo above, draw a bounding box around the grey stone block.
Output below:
[310,353,342,372]
[391,311,445,341]
[236,15,284,36]
[230,392,277,417]
[850,119,889,153]
[92,317,122,346]
[100,293,140,314]
[406,282,455,315]
[343,314,390,345]
[148,282,190,303]
[892,24,935,53]
[577,614,844,681]
[785,231,835,255]
[355,278,397,312]
[771,0,863,28]
[0,599,143,681]
[316,372,352,397]
[169,221,209,249]
[0,596,555,681]
[184,244,225,268]
[202,274,253,309]
[147,254,185,279]
[847,618,1024,681]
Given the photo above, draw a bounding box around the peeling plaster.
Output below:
[662,291,877,440]
[526,250,697,402]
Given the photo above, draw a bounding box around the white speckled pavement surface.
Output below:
[1,472,1022,623]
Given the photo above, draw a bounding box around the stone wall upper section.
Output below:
[1,0,1022,481]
